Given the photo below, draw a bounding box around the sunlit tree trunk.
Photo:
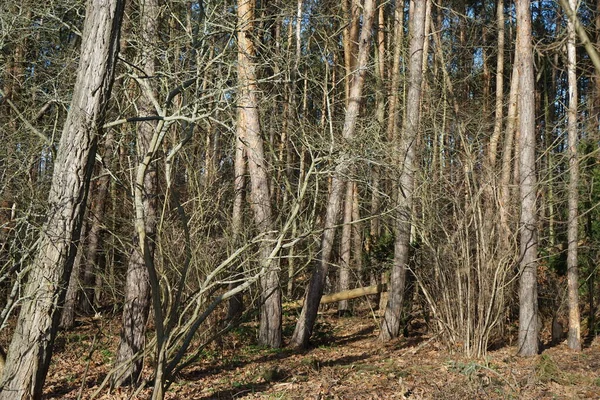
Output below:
[516,0,539,357]
[500,56,519,247]
[113,0,159,386]
[379,0,427,341]
[338,181,354,314]
[237,0,282,348]
[565,0,581,351]
[0,0,123,397]
[488,0,504,168]
[291,0,376,349]
[227,112,247,321]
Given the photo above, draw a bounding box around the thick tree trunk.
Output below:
[237,0,281,348]
[291,0,376,349]
[379,0,427,341]
[516,0,539,357]
[566,0,581,351]
[0,0,123,397]
[113,0,159,386]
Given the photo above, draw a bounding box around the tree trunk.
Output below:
[113,0,159,386]
[227,112,247,321]
[81,132,115,314]
[290,0,376,349]
[237,0,282,348]
[60,217,88,329]
[338,180,354,314]
[516,0,539,357]
[499,56,519,248]
[488,0,505,168]
[0,0,123,397]
[379,0,427,341]
[566,0,581,351]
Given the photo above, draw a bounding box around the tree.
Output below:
[237,0,282,348]
[112,0,160,386]
[379,0,427,341]
[290,0,376,349]
[516,0,539,357]
[565,0,581,351]
[0,0,124,396]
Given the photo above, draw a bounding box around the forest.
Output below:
[1,0,600,398]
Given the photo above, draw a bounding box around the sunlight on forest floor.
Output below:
[31,308,600,399]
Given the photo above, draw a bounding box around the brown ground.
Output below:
[35,309,600,399]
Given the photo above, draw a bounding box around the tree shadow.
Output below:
[196,382,273,399]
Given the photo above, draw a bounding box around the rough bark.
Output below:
[112,0,159,386]
[379,0,427,341]
[237,0,282,348]
[516,0,539,357]
[566,0,581,351]
[291,0,376,349]
[0,0,123,397]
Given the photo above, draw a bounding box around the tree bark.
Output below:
[113,0,159,386]
[338,180,354,314]
[227,111,247,321]
[81,132,115,314]
[291,0,376,349]
[566,0,581,351]
[488,0,505,168]
[237,0,282,348]
[379,0,427,341]
[516,0,539,357]
[0,0,124,397]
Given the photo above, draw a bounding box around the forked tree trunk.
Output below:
[516,0,539,357]
[0,0,124,397]
[237,0,282,348]
[290,0,376,349]
[379,0,427,341]
[113,0,159,386]
[565,0,581,351]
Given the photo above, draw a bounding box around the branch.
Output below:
[559,0,600,75]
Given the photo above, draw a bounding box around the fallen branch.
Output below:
[285,284,387,309]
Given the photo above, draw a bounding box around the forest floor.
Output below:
[31,307,600,399]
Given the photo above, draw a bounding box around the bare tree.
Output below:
[291,0,376,349]
[516,0,539,357]
[379,0,427,341]
[0,0,124,396]
[113,0,160,386]
[237,0,282,348]
[565,0,581,351]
